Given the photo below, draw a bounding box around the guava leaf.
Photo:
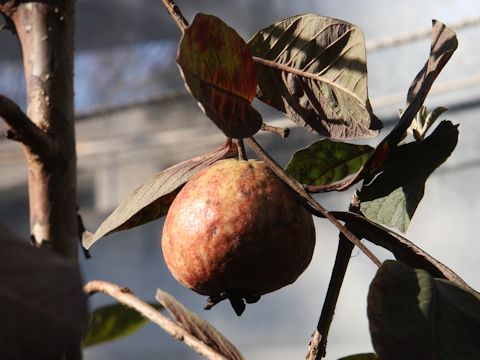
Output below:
[0,225,88,359]
[83,141,237,249]
[332,211,473,292]
[156,289,244,360]
[359,121,458,233]
[362,20,457,178]
[177,13,262,139]
[83,303,163,347]
[410,106,448,141]
[285,139,373,187]
[368,260,480,360]
[338,353,377,360]
[248,14,382,140]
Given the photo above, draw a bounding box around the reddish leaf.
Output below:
[83,141,237,249]
[177,13,262,139]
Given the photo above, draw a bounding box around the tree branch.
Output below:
[0,95,56,160]
[161,0,189,32]
[306,193,360,360]
[84,280,228,360]
[245,137,381,267]
[261,123,289,138]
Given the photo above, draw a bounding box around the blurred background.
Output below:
[1,0,480,359]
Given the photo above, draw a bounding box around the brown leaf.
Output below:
[0,227,88,359]
[249,14,382,140]
[177,13,262,139]
[83,141,237,249]
[156,289,244,360]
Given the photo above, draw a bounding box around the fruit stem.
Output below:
[234,139,248,160]
[245,137,381,267]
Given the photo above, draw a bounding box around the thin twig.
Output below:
[304,176,358,193]
[84,280,228,360]
[161,0,189,32]
[234,139,247,160]
[0,95,56,159]
[261,123,290,138]
[306,193,361,360]
[245,137,381,267]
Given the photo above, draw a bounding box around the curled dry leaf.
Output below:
[368,261,480,360]
[249,14,382,140]
[83,141,237,249]
[177,13,262,139]
[0,226,88,359]
[156,289,244,360]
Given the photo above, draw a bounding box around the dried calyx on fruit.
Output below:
[161,159,315,315]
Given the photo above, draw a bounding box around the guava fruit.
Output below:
[161,159,315,315]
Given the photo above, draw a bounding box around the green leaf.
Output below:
[0,225,88,359]
[249,14,382,140]
[82,142,237,249]
[83,303,163,347]
[359,121,458,232]
[339,353,377,360]
[286,140,373,186]
[368,260,480,360]
[177,13,262,139]
[156,289,244,360]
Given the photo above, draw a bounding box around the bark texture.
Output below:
[1,0,78,259]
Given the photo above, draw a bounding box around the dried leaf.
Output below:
[156,289,244,360]
[83,141,237,249]
[286,139,372,186]
[0,228,88,359]
[177,13,262,138]
[359,121,458,232]
[83,303,163,347]
[249,14,382,139]
[368,261,480,360]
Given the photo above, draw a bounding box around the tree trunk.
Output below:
[6,0,78,259]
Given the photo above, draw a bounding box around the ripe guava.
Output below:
[161,159,315,315]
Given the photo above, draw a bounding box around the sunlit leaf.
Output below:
[339,353,377,360]
[249,14,382,139]
[360,121,458,232]
[286,139,373,186]
[156,289,244,360]
[83,303,163,347]
[177,13,262,138]
[410,106,448,141]
[83,141,237,249]
[0,226,88,359]
[368,260,480,360]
